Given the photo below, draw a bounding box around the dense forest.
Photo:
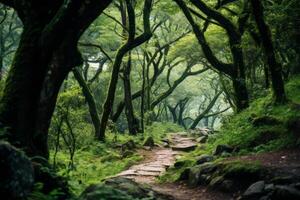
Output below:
[0,0,299,199]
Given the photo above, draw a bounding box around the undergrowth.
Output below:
[197,75,300,155]
[49,122,183,195]
[159,75,300,183]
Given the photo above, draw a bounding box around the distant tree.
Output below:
[98,0,153,140]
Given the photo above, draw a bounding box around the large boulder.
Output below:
[0,141,34,199]
[79,177,172,200]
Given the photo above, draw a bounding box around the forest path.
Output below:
[116,132,231,200]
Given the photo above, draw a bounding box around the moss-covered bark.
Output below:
[174,0,249,112]
[0,0,112,158]
[250,0,286,103]
[123,53,139,134]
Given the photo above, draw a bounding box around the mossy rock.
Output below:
[143,136,155,147]
[209,176,224,188]
[101,177,172,199]
[272,185,300,200]
[0,141,34,199]
[188,162,218,186]
[214,144,235,156]
[219,161,266,188]
[252,115,281,127]
[174,159,193,169]
[271,176,300,185]
[79,184,135,200]
[178,168,190,181]
[121,140,136,151]
[249,129,281,147]
[196,155,214,165]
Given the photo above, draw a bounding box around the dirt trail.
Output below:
[117,132,231,200]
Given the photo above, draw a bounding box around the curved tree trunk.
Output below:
[0,0,112,158]
[174,0,249,112]
[0,25,46,156]
[98,0,153,140]
[189,91,222,129]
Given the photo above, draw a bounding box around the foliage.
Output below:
[0,0,299,198]
[143,122,183,143]
[49,122,181,195]
[191,76,300,158]
[28,183,65,200]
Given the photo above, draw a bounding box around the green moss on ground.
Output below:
[49,122,183,195]
[159,76,300,183]
[200,75,300,155]
[158,159,195,183]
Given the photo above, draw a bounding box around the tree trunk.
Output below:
[0,25,47,157]
[263,64,270,88]
[175,0,249,112]
[232,76,249,112]
[98,0,153,140]
[123,52,139,134]
[73,67,101,137]
[250,0,286,103]
[229,34,249,112]
[0,0,112,158]
[140,56,146,133]
[167,105,178,123]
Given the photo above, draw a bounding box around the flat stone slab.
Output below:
[132,166,165,172]
[117,132,197,183]
[171,144,197,152]
[135,171,161,176]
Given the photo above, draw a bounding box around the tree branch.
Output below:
[78,42,112,62]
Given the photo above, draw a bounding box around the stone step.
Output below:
[171,144,197,152]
